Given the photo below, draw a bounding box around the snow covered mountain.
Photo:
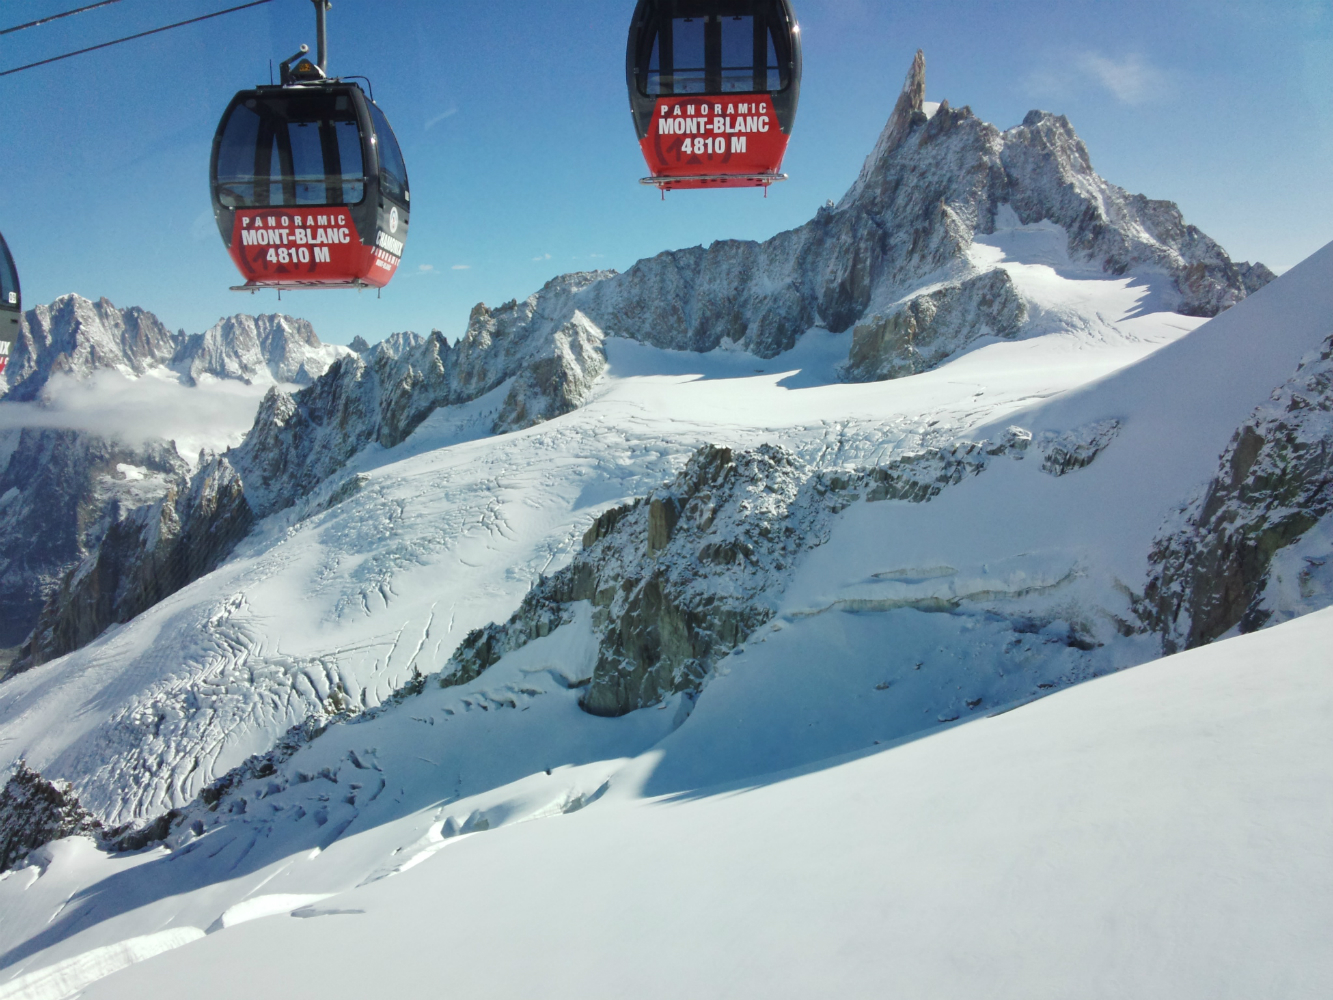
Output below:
[0,298,350,676]
[0,51,1327,998]
[1,296,347,401]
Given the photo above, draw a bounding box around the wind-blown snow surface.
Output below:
[0,238,1329,996]
[12,602,1333,1000]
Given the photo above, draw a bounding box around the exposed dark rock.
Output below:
[1036,420,1122,477]
[171,313,342,386]
[845,269,1028,381]
[0,762,103,874]
[0,429,187,663]
[491,313,606,434]
[1141,336,1333,651]
[20,456,254,670]
[438,430,1054,719]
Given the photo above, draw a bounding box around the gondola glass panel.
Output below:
[367,101,408,207]
[216,94,365,209]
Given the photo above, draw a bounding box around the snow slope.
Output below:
[21,599,1333,1000]
[0,238,1328,999]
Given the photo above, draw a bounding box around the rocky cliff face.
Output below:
[1141,334,1333,652]
[3,296,177,401]
[440,431,1048,718]
[232,275,612,516]
[0,429,187,672]
[0,762,103,874]
[171,313,346,387]
[20,456,254,670]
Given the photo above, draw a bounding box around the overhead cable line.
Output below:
[0,0,273,77]
[1,0,127,37]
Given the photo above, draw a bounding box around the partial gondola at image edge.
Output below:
[0,231,19,376]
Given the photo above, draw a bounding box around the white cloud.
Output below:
[418,264,435,273]
[532,253,552,262]
[1075,52,1167,105]
[0,369,273,462]
[1026,51,1170,107]
[451,264,471,270]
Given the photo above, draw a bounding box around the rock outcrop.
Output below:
[440,430,1051,718]
[3,296,177,401]
[0,762,103,874]
[1141,335,1333,651]
[0,429,187,671]
[19,457,254,670]
[232,275,613,516]
[845,269,1028,380]
[171,313,346,387]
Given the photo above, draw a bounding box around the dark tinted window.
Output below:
[0,236,18,311]
[367,101,409,207]
[639,1,791,96]
[215,91,365,208]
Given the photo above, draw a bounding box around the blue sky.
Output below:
[1,0,1330,346]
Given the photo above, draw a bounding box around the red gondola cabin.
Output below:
[210,71,409,291]
[627,0,802,191]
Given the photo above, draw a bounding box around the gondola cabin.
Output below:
[0,231,19,376]
[627,0,802,191]
[210,77,409,290]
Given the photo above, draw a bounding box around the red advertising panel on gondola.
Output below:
[0,339,10,377]
[640,94,791,190]
[228,208,402,288]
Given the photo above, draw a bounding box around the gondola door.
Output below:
[0,232,19,376]
[628,0,802,191]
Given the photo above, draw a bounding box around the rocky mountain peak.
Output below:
[2,295,348,401]
[171,312,344,387]
[3,294,177,400]
[844,48,927,204]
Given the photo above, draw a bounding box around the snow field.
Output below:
[68,603,1333,1000]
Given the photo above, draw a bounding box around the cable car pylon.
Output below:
[209,0,410,293]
